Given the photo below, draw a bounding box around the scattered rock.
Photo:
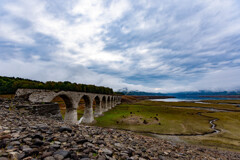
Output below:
[77,139,88,144]
[32,134,44,140]
[59,126,72,133]
[44,156,55,160]
[143,120,148,124]
[53,150,70,158]
[99,148,113,155]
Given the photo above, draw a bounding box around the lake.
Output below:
[151,97,240,102]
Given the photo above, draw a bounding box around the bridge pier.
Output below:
[112,97,115,108]
[108,96,111,110]
[64,108,78,124]
[94,100,102,117]
[81,96,94,124]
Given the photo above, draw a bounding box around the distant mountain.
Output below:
[117,88,240,97]
[165,90,240,98]
[117,88,164,96]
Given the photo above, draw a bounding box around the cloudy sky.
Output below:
[1,0,240,93]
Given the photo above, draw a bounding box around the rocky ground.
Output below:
[0,99,240,160]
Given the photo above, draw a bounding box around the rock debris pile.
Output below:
[0,100,240,160]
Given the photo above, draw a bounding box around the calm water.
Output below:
[151,98,197,102]
[151,97,240,102]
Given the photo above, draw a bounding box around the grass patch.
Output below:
[95,102,212,134]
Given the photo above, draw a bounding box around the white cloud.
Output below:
[0,22,34,44]
[1,0,240,92]
[0,57,153,91]
[190,67,240,91]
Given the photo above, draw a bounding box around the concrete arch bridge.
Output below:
[15,89,121,124]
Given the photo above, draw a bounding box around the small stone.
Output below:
[18,153,26,160]
[50,144,60,149]
[24,148,39,157]
[9,152,19,160]
[37,124,49,130]
[114,143,124,148]
[105,155,115,160]
[42,152,53,158]
[97,156,106,160]
[21,145,30,150]
[59,126,72,133]
[54,141,61,145]
[83,148,92,154]
[164,151,169,155]
[6,145,14,150]
[32,134,44,140]
[58,137,67,142]
[22,156,34,160]
[77,139,88,144]
[44,156,55,160]
[10,141,21,146]
[33,139,44,146]
[54,154,64,160]
[12,133,20,138]
[53,150,70,158]
[23,138,32,143]
[46,131,53,135]
[0,140,7,149]
[3,130,10,134]
[23,148,33,153]
[47,137,54,142]
[99,148,113,155]
[96,140,106,145]
[4,105,9,109]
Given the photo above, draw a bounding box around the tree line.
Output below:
[0,76,113,95]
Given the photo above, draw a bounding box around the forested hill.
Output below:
[0,76,113,95]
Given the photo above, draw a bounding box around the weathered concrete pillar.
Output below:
[107,97,111,110]
[101,97,106,112]
[118,97,121,104]
[64,101,78,124]
[115,97,118,106]
[114,97,116,107]
[105,97,109,111]
[111,97,113,108]
[109,99,112,110]
[82,97,94,123]
[105,99,108,111]
[94,100,102,117]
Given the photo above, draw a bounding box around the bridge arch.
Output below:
[51,93,77,123]
[15,89,121,124]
